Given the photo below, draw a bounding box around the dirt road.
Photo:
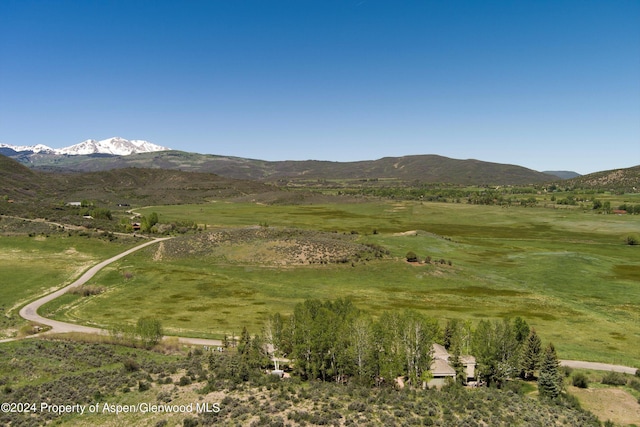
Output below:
[19,238,170,335]
[15,237,223,346]
[559,360,637,375]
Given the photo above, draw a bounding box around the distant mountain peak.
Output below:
[0,142,55,153]
[1,137,170,156]
[57,137,170,156]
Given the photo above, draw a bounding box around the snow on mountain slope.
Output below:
[0,143,55,153]
[56,137,170,155]
[1,137,170,156]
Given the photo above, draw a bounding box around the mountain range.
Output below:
[0,138,574,185]
[0,137,169,156]
[6,136,639,189]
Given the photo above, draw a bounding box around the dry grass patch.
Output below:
[569,385,640,425]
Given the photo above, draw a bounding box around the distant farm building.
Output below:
[67,202,82,207]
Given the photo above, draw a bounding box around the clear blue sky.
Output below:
[1,0,638,174]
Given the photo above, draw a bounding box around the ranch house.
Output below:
[427,343,476,388]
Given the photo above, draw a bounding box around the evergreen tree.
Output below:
[237,326,251,355]
[443,319,460,350]
[520,328,542,379]
[538,342,562,400]
[514,317,530,343]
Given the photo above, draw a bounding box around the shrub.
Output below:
[560,393,582,410]
[347,401,367,412]
[560,366,573,378]
[571,373,588,388]
[183,417,199,427]
[405,251,418,262]
[157,390,172,403]
[179,376,192,386]
[123,358,140,372]
[601,371,626,386]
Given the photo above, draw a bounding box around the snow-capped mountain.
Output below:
[1,137,170,156]
[0,143,55,154]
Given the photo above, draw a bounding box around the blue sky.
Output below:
[1,0,638,174]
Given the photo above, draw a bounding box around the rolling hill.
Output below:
[0,154,275,209]
[562,165,640,192]
[17,150,557,185]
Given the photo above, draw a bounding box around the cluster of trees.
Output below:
[591,199,611,212]
[79,207,112,220]
[68,199,113,220]
[406,251,453,266]
[446,317,562,398]
[120,212,200,234]
[260,299,563,397]
[264,299,438,387]
[139,212,159,232]
[346,186,543,206]
[617,203,640,214]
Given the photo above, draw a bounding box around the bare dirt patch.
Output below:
[394,230,418,236]
[153,242,166,261]
[569,386,640,425]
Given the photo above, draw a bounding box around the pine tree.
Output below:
[520,328,542,379]
[537,342,562,400]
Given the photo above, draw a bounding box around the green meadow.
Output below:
[41,200,640,367]
[0,233,139,338]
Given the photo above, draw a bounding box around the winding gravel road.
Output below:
[11,238,637,374]
[16,237,221,347]
[19,238,172,335]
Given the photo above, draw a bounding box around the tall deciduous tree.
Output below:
[401,310,438,386]
[136,317,163,348]
[471,318,521,387]
[372,311,405,385]
[349,315,373,384]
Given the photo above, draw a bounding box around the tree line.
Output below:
[253,298,563,398]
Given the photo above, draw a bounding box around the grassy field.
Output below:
[37,200,640,367]
[0,231,141,338]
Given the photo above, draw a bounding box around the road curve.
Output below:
[16,236,223,347]
[11,239,635,370]
[19,238,172,335]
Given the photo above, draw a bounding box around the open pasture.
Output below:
[0,232,140,338]
[43,200,639,367]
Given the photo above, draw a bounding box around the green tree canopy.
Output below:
[537,342,562,400]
